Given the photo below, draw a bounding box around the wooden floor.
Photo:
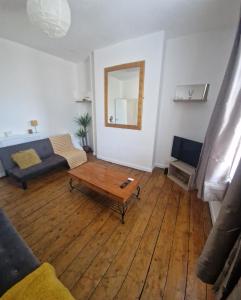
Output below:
[0,157,214,300]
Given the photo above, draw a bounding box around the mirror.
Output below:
[105,61,145,130]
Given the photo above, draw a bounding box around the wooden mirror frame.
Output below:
[104,60,145,130]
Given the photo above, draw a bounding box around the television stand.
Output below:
[167,160,196,191]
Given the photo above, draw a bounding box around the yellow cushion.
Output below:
[1,263,75,300]
[11,149,41,169]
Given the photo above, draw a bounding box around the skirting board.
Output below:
[97,155,153,172]
[209,201,221,225]
[154,162,168,169]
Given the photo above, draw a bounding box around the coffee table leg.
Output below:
[121,206,125,224]
[136,186,141,199]
[69,178,74,192]
[119,203,127,224]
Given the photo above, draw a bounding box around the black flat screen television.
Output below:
[171,136,203,168]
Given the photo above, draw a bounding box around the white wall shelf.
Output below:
[167,160,196,191]
[75,99,92,103]
[74,96,92,103]
[173,84,209,102]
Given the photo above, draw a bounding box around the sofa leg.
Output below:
[21,182,27,190]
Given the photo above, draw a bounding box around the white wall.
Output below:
[154,29,235,168]
[0,38,90,147]
[75,59,94,149]
[94,32,165,171]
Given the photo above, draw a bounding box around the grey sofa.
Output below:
[0,138,68,189]
[0,208,40,296]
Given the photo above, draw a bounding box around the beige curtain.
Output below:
[195,18,241,202]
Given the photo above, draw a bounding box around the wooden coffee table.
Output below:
[68,162,140,224]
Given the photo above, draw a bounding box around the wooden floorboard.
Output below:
[0,157,214,300]
[114,181,171,300]
[185,192,207,300]
[140,184,180,299]
[162,189,190,300]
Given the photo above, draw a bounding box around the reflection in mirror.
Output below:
[108,68,139,125]
[105,61,145,130]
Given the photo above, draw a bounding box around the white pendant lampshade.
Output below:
[27,0,71,38]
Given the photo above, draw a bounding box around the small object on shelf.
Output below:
[167,160,196,191]
[188,88,194,100]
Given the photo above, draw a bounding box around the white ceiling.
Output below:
[0,0,240,62]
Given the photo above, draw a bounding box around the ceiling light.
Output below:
[27,0,71,39]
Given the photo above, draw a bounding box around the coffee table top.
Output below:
[68,162,139,202]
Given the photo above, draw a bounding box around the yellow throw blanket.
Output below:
[1,263,75,300]
[49,134,87,169]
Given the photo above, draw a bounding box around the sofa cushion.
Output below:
[11,149,42,170]
[8,155,67,181]
[0,139,54,173]
[1,263,75,300]
[0,209,40,296]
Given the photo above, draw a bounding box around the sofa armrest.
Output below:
[0,209,40,296]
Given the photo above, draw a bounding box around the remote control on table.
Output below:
[120,178,134,189]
